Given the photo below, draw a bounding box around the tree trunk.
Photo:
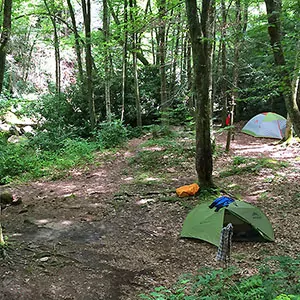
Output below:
[82,0,96,130]
[145,0,156,65]
[23,30,38,82]
[185,0,215,188]
[170,13,181,100]
[66,0,84,85]
[121,0,128,122]
[182,31,193,110]
[43,0,61,95]
[158,0,168,124]
[220,0,228,128]
[0,0,12,94]
[264,0,300,136]
[226,0,248,151]
[186,38,193,110]
[103,0,111,122]
[129,0,142,127]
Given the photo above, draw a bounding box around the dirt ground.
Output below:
[0,128,299,300]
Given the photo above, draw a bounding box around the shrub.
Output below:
[29,127,76,151]
[139,256,300,300]
[96,120,128,149]
[0,137,97,184]
[147,125,175,139]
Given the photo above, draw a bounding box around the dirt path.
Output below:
[0,131,299,300]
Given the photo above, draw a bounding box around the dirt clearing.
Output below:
[1,129,299,300]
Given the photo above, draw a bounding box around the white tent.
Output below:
[241,112,286,139]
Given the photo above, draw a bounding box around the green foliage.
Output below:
[0,97,18,115]
[0,137,97,184]
[162,104,193,126]
[28,91,90,137]
[29,127,77,151]
[96,120,128,149]
[220,156,289,177]
[139,256,300,300]
[127,125,145,139]
[274,295,300,300]
[147,125,176,139]
[130,135,195,173]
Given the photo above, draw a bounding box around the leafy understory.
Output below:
[140,256,300,300]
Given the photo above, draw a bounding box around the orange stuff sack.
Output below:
[176,183,200,197]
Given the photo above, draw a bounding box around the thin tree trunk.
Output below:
[181,32,193,108]
[180,28,185,86]
[22,28,38,82]
[170,12,181,100]
[220,0,228,127]
[226,0,240,151]
[226,0,248,151]
[133,37,142,126]
[121,0,128,122]
[129,0,142,126]
[43,0,61,95]
[103,0,111,122]
[0,0,12,94]
[66,0,84,85]
[185,0,215,188]
[158,0,168,123]
[82,0,96,129]
[212,31,221,115]
[186,35,193,109]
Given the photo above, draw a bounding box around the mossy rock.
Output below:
[0,190,13,206]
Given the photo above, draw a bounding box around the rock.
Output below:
[0,190,14,206]
[7,135,28,144]
[3,111,35,126]
[9,125,20,136]
[0,122,10,133]
[22,125,35,135]
[39,257,50,262]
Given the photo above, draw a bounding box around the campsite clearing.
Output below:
[0,126,299,299]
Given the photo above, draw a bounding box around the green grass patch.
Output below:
[130,137,195,174]
[139,256,300,300]
[0,138,98,184]
[220,156,289,178]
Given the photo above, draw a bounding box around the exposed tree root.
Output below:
[276,137,300,147]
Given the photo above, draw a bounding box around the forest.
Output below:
[0,0,299,299]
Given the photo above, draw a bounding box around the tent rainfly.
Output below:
[180,200,274,247]
[241,112,286,139]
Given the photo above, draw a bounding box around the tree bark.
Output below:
[129,0,142,126]
[0,0,12,94]
[186,36,193,110]
[43,0,61,95]
[82,0,96,130]
[169,12,181,101]
[121,0,128,122]
[66,0,84,85]
[185,0,215,187]
[158,0,168,123]
[264,0,300,136]
[220,0,228,127]
[103,0,111,122]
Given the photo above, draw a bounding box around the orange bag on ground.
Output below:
[176,183,200,197]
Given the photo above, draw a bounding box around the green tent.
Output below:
[181,200,274,247]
